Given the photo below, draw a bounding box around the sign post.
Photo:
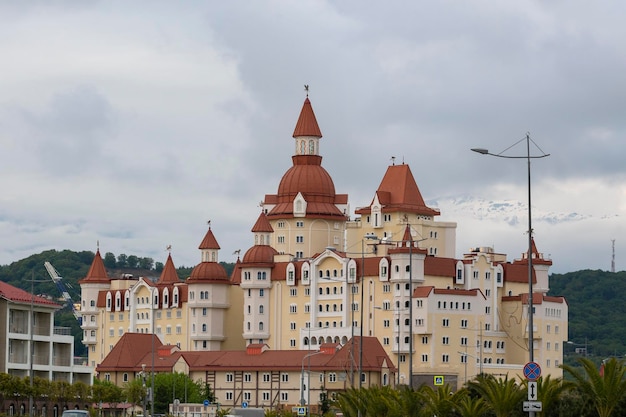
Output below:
[523,362,542,416]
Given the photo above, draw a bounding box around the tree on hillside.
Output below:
[104,252,117,268]
[117,254,128,267]
[127,255,139,268]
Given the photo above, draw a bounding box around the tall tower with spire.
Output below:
[262,96,349,260]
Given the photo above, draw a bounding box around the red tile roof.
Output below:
[424,256,457,277]
[96,333,164,372]
[356,164,439,217]
[292,98,322,138]
[79,249,110,284]
[0,281,60,307]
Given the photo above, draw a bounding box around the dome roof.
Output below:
[276,155,336,203]
[188,262,229,283]
[242,245,279,264]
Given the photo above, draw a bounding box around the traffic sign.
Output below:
[523,401,542,412]
[528,381,538,401]
[242,401,248,408]
[297,407,307,416]
[434,375,444,386]
[523,362,541,381]
[203,400,210,407]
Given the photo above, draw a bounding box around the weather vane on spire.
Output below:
[304,84,309,97]
[207,220,211,228]
[166,245,172,252]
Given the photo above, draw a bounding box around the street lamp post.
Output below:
[141,364,147,417]
[300,350,324,416]
[472,133,549,417]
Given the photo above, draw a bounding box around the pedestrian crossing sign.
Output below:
[434,375,444,386]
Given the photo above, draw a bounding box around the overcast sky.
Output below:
[1,1,624,275]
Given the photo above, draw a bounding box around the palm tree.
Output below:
[455,394,490,417]
[468,374,525,417]
[395,385,423,417]
[417,384,458,417]
[561,357,626,417]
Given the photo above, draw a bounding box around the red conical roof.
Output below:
[292,98,322,138]
[251,212,274,233]
[79,249,110,284]
[157,253,180,285]
[199,226,220,250]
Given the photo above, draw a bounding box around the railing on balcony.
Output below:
[53,327,73,336]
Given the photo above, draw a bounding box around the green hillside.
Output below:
[549,269,626,360]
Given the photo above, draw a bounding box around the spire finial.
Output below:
[97,240,100,251]
[304,84,309,97]
[207,219,211,229]
[166,244,172,252]
[391,156,396,166]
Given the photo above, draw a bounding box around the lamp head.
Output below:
[471,148,489,155]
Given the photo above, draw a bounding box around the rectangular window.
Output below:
[281,392,289,401]
[226,373,233,382]
[442,319,449,327]
[461,319,468,328]
[296,236,304,243]
[244,373,252,382]
[290,288,297,296]
[296,221,304,227]
[281,374,289,382]
[442,337,449,345]
[262,392,270,401]
[278,236,285,244]
[226,392,233,400]
[263,373,270,382]
[422,336,429,344]
[421,354,428,362]
[442,354,449,363]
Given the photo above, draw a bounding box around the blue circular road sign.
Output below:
[523,361,542,381]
